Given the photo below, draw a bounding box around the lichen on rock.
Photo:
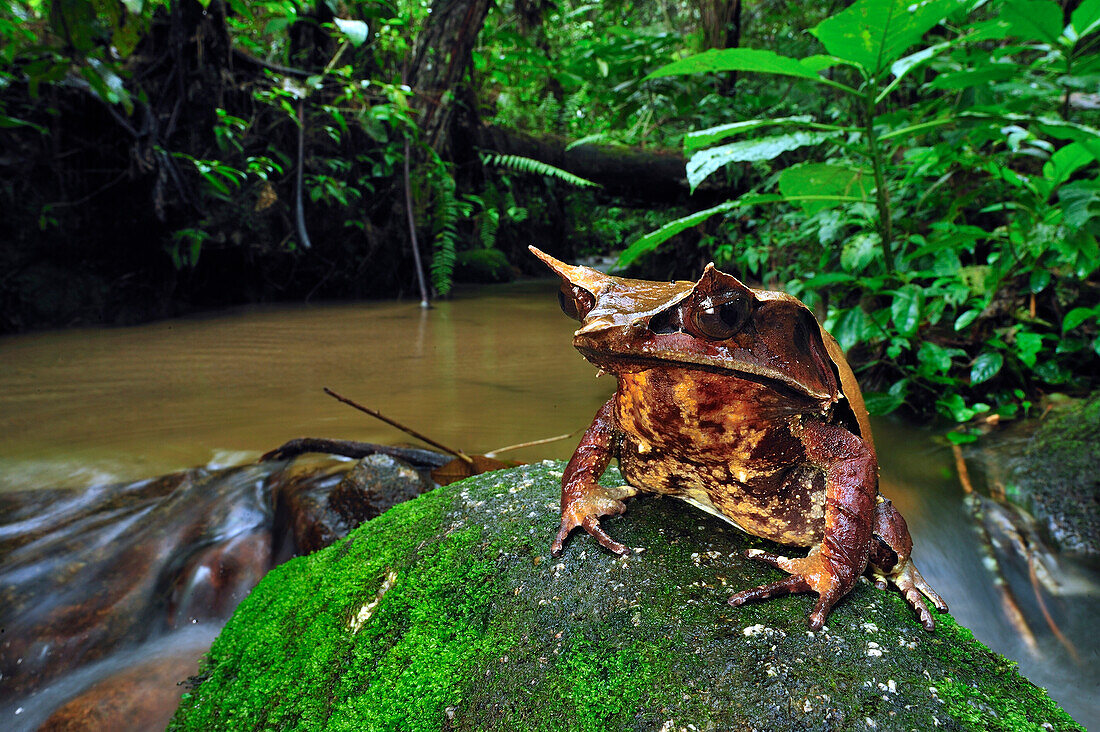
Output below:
[171,463,1083,731]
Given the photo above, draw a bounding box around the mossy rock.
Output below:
[171,463,1082,731]
[454,248,514,283]
[1011,392,1100,556]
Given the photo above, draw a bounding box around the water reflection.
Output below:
[0,280,1096,728]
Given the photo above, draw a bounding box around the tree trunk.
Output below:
[699,0,743,95]
[406,0,492,158]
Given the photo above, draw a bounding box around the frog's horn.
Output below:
[529,245,610,292]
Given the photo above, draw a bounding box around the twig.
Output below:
[485,429,581,458]
[231,46,313,78]
[1027,550,1080,663]
[323,387,473,466]
[951,443,974,494]
[295,99,312,249]
[403,136,431,308]
[954,443,1039,652]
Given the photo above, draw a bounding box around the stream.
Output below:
[0,280,1097,729]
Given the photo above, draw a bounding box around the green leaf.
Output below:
[891,284,923,337]
[618,201,738,267]
[0,114,46,133]
[1034,360,1071,383]
[810,0,966,77]
[1016,331,1043,367]
[831,307,875,351]
[889,39,952,81]
[684,116,814,152]
[954,308,980,331]
[970,351,1004,384]
[937,393,977,421]
[778,163,871,214]
[485,154,599,188]
[1001,0,1065,45]
[647,48,829,82]
[918,340,955,375]
[1058,179,1100,228]
[1063,306,1099,332]
[1071,0,1100,38]
[687,132,835,191]
[1028,268,1050,293]
[1040,142,1098,197]
[800,272,857,288]
[334,18,369,46]
[927,65,1018,91]
[945,430,979,444]
[863,391,905,415]
[840,232,880,273]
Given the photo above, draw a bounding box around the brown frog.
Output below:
[531,246,947,630]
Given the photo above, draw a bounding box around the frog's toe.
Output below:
[732,551,848,629]
[551,490,630,556]
[742,548,791,570]
[877,558,947,631]
[728,575,811,607]
[581,516,629,555]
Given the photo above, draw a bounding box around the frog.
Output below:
[530,245,948,630]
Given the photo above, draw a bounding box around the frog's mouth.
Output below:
[574,341,835,404]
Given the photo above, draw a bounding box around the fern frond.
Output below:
[483,153,599,188]
[431,177,459,296]
[479,208,500,249]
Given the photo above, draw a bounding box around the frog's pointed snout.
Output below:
[528,245,558,266]
[529,245,610,292]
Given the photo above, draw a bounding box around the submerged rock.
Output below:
[1009,393,1100,557]
[171,463,1083,731]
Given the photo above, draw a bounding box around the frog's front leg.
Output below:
[729,418,876,629]
[551,398,639,556]
[868,496,948,630]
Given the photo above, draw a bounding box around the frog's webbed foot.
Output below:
[872,558,947,631]
[551,484,638,556]
[729,549,851,630]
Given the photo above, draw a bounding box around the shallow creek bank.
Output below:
[171,462,1082,731]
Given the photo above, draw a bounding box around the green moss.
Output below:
[173,462,1084,731]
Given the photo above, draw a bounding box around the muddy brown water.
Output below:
[0,280,1097,728]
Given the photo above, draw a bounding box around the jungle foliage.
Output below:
[1,0,1098,424]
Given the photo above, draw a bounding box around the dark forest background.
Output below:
[2,0,1099,426]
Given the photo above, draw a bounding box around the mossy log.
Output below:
[171,463,1082,731]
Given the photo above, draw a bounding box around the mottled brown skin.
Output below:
[532,245,947,630]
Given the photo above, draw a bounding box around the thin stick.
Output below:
[953,442,1038,650]
[403,137,431,308]
[295,99,313,249]
[323,387,473,466]
[1027,551,1080,662]
[485,429,582,458]
[951,443,974,494]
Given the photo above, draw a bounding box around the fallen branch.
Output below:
[323,387,473,466]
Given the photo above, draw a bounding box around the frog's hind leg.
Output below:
[868,496,948,631]
[729,418,877,630]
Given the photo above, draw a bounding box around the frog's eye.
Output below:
[558,284,594,321]
[690,294,752,340]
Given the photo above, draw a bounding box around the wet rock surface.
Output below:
[1010,393,1100,557]
[172,463,1083,731]
[0,454,431,730]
